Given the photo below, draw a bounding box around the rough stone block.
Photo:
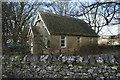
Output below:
[95,56,104,64]
[89,56,96,64]
[101,54,109,64]
[114,54,120,64]
[82,56,89,63]
[61,56,67,62]
[40,55,48,63]
[108,54,116,64]
[76,56,83,63]
[29,55,39,62]
[47,55,52,62]
[52,55,59,62]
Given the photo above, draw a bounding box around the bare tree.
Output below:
[42,1,120,34]
[74,2,120,34]
[42,1,78,16]
[2,2,41,53]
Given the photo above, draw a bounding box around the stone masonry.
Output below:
[2,53,120,79]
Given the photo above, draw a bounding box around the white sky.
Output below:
[99,25,118,36]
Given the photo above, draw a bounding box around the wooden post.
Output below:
[74,48,75,53]
[59,49,61,54]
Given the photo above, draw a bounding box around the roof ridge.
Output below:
[38,11,83,21]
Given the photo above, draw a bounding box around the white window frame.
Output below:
[61,36,66,48]
[77,37,81,43]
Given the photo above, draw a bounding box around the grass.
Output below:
[75,45,120,56]
[72,62,90,66]
[48,60,119,67]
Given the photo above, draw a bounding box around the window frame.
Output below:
[60,36,66,48]
[77,37,81,43]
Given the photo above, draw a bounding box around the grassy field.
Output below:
[75,45,120,56]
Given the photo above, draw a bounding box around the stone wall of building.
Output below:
[2,53,120,79]
[50,35,98,50]
[49,35,98,55]
[33,36,44,54]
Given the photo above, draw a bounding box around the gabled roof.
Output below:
[31,25,41,35]
[38,11,98,37]
[28,25,42,37]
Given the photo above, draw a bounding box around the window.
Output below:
[61,36,66,48]
[77,37,80,43]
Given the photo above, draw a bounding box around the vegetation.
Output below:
[75,45,120,56]
[45,1,120,34]
[2,2,40,54]
[2,1,120,54]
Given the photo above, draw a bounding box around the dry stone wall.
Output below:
[2,53,120,79]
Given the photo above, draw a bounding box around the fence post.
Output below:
[59,49,61,54]
[74,48,75,53]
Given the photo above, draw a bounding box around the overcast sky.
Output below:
[99,25,118,36]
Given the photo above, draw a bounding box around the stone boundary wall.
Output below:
[2,53,120,79]
[2,53,120,64]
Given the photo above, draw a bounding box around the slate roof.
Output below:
[39,11,98,37]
